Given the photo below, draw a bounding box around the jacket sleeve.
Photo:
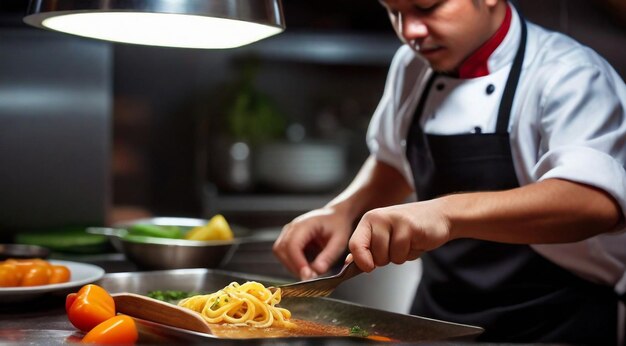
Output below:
[533,61,626,222]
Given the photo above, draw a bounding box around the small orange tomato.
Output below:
[3,259,29,281]
[4,258,51,282]
[81,315,138,344]
[49,265,71,284]
[21,264,51,286]
[0,263,20,287]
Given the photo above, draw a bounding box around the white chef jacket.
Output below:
[366,5,626,295]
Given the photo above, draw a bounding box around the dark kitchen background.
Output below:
[0,0,624,234]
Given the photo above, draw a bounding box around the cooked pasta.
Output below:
[177,281,293,328]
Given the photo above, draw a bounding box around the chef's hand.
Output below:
[273,207,352,280]
[349,200,452,272]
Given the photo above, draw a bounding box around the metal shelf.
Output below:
[204,189,334,214]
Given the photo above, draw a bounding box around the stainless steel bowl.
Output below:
[89,217,246,270]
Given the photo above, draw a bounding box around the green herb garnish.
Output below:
[210,297,221,310]
[147,290,198,303]
[350,325,369,337]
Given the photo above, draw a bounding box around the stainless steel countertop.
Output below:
[0,236,480,345]
[0,263,358,345]
[0,303,384,345]
[0,265,482,345]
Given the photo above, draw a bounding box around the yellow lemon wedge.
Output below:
[184,214,234,241]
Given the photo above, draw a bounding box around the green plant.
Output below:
[225,57,286,143]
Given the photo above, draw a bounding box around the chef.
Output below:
[273,0,626,343]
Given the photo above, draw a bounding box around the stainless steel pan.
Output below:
[100,268,483,343]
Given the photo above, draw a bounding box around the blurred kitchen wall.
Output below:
[517,0,626,77]
[0,7,112,236]
[110,0,401,227]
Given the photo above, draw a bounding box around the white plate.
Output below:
[0,260,105,302]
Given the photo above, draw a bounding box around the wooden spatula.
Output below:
[112,292,212,334]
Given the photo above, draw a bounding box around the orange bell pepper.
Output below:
[81,315,138,345]
[66,284,116,332]
[66,292,78,312]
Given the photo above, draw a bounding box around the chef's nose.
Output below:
[398,12,429,42]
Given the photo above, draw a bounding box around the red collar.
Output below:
[457,5,512,79]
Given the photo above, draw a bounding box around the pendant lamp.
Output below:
[23,0,285,49]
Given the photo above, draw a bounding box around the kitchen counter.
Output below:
[0,262,482,345]
[0,246,292,345]
[0,256,347,345]
[0,302,380,345]
[0,299,385,345]
[0,233,473,345]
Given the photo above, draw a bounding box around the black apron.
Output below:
[406,19,618,344]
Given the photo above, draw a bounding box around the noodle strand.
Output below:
[178,281,293,328]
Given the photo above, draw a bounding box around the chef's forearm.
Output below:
[326,155,413,222]
[441,178,623,244]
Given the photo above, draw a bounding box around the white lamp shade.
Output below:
[24,0,285,49]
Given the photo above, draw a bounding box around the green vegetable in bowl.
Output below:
[15,227,111,254]
[127,224,183,239]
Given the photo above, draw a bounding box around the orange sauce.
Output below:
[206,319,395,341]
[208,319,350,338]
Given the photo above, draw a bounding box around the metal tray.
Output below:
[99,269,483,343]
